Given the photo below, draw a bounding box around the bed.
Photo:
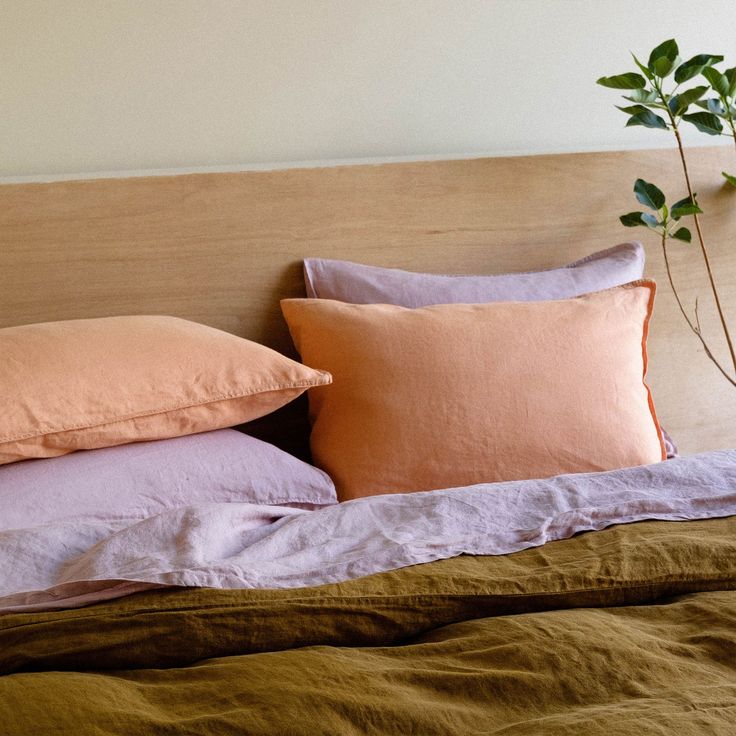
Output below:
[2,146,736,734]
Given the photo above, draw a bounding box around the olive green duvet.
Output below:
[2,516,736,735]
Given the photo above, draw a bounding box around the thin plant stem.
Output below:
[671,125,736,375]
[724,105,736,155]
[652,72,736,378]
[660,232,736,387]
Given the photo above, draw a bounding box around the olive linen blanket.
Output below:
[3,515,736,735]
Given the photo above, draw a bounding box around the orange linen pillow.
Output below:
[282,281,665,501]
[0,316,331,465]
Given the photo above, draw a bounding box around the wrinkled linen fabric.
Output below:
[0,315,331,465]
[3,517,736,735]
[303,243,679,461]
[1,450,735,613]
[303,242,645,306]
[0,429,337,531]
[283,283,664,498]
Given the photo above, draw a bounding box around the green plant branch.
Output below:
[660,233,736,387]
[600,40,736,385]
[711,78,736,156]
[650,69,736,375]
[669,123,736,375]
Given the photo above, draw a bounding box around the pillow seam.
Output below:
[1,377,330,444]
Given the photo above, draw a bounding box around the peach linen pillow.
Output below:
[281,281,665,500]
[0,316,331,465]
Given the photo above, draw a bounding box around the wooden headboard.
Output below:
[2,146,735,457]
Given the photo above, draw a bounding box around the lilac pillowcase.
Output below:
[0,429,337,531]
[303,242,678,459]
[304,242,645,306]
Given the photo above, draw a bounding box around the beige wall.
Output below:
[2,0,735,178]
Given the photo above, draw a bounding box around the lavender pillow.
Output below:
[303,242,678,459]
[304,242,645,307]
[0,429,337,531]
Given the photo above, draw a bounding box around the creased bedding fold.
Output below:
[3,453,736,735]
[2,450,736,612]
[2,515,736,676]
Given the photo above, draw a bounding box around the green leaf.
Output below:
[671,227,692,243]
[696,98,727,116]
[668,85,708,115]
[674,54,724,83]
[671,202,703,219]
[625,110,669,130]
[722,171,736,188]
[648,39,679,73]
[620,211,647,227]
[682,111,724,135]
[597,72,647,89]
[620,211,660,230]
[617,104,652,115]
[670,194,697,209]
[669,194,701,219]
[623,88,660,104]
[634,179,666,210]
[726,67,736,98]
[631,53,655,81]
[641,213,660,229]
[654,54,681,78]
[703,67,731,97]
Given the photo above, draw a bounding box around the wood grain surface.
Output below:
[2,146,735,456]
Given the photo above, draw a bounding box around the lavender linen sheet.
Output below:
[2,450,735,613]
[303,242,646,306]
